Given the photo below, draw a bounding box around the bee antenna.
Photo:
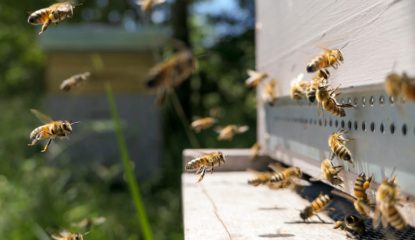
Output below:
[70,121,81,125]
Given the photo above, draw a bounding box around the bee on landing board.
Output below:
[60,72,91,92]
[384,72,415,101]
[216,125,249,141]
[334,215,365,239]
[290,73,308,101]
[306,48,344,73]
[190,117,217,133]
[262,79,278,106]
[316,84,353,117]
[185,151,225,182]
[311,159,343,187]
[28,109,80,153]
[136,0,166,13]
[28,1,77,35]
[300,193,332,222]
[306,69,330,103]
[374,176,407,230]
[328,130,353,164]
[245,69,268,88]
[52,231,84,240]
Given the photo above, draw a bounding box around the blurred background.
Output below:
[0,0,255,239]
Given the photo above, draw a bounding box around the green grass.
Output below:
[105,83,154,240]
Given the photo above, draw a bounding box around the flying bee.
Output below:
[60,72,91,92]
[300,193,332,222]
[28,109,80,153]
[306,48,344,73]
[319,159,344,186]
[262,79,278,106]
[146,49,196,103]
[374,176,407,230]
[306,69,330,103]
[136,0,166,13]
[334,215,365,239]
[384,72,415,101]
[190,117,217,133]
[290,73,308,100]
[28,1,77,35]
[245,69,268,88]
[52,231,84,240]
[316,84,353,117]
[216,125,249,141]
[185,151,225,182]
[328,130,353,163]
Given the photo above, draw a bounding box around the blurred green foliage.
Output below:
[0,0,254,239]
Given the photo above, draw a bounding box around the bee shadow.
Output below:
[259,233,295,238]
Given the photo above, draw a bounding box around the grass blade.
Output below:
[105,82,154,240]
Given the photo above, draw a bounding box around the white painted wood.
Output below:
[182,172,347,240]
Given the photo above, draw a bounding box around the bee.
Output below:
[300,193,332,222]
[316,84,353,117]
[72,217,106,231]
[334,215,365,238]
[262,79,278,106]
[146,49,196,103]
[60,72,91,92]
[374,176,407,230]
[216,125,249,141]
[306,48,344,73]
[290,73,308,100]
[306,70,330,103]
[28,1,77,35]
[245,69,268,88]
[328,130,353,163]
[384,72,415,101]
[185,151,225,182]
[320,159,343,186]
[52,231,84,240]
[250,142,261,158]
[191,117,217,133]
[136,0,166,13]
[28,109,79,153]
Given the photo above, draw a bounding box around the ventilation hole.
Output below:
[402,124,407,136]
[389,96,395,104]
[369,96,375,106]
[362,122,366,131]
[361,96,366,106]
[347,97,352,104]
[379,96,385,105]
[354,121,358,131]
[329,119,333,127]
[380,123,384,133]
[335,120,339,128]
[390,123,395,134]
[347,121,352,130]
[353,97,359,105]
[318,119,322,126]
[341,120,345,129]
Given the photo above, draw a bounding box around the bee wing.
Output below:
[30,109,53,123]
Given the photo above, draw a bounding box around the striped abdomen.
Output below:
[311,194,331,213]
[331,142,352,162]
[322,98,346,117]
[383,205,406,230]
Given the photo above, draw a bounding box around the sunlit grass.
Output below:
[105,83,154,240]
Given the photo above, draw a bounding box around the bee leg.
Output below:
[41,139,52,153]
[315,214,326,223]
[197,167,206,183]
